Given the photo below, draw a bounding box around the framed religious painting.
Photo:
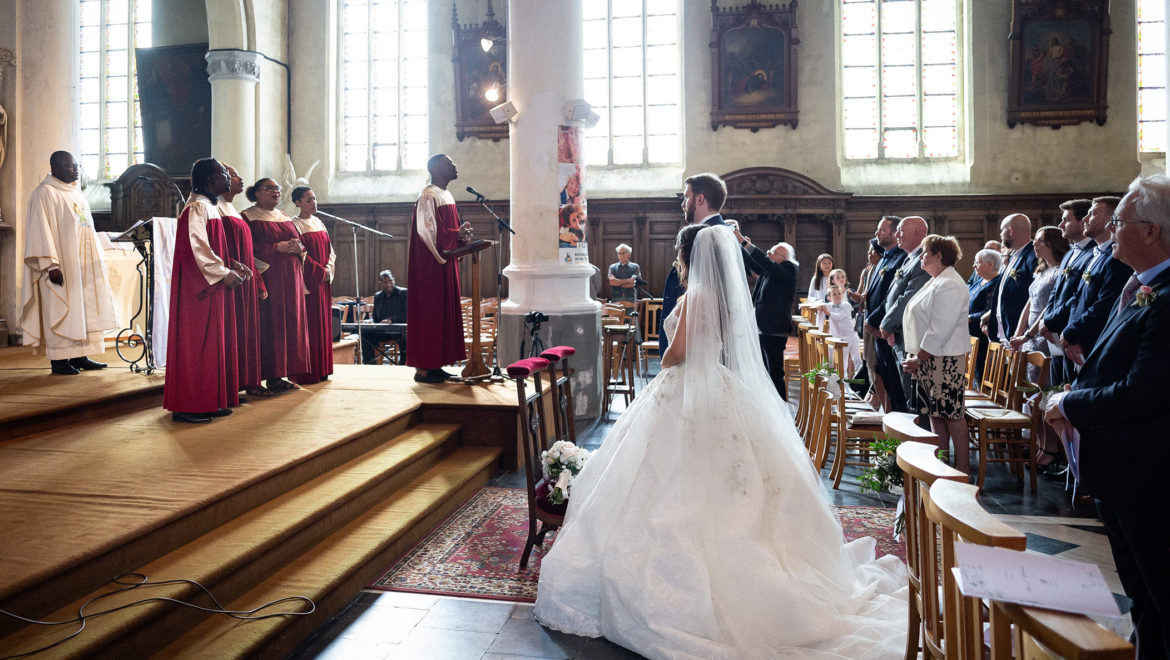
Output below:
[1007,0,1111,128]
[709,0,799,131]
[452,1,508,141]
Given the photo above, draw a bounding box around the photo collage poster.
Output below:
[557,125,588,264]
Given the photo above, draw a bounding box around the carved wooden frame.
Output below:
[452,2,508,142]
[709,0,800,131]
[1007,0,1111,128]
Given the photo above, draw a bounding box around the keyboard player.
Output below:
[360,269,407,364]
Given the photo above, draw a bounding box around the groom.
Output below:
[659,173,729,355]
[1044,175,1170,660]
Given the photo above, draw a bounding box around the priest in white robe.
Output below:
[19,151,117,375]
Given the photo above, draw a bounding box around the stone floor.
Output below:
[289,360,1129,659]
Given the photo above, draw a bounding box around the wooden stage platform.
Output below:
[0,346,522,657]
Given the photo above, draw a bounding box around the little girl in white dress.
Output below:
[824,284,862,374]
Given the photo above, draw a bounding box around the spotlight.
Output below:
[562,99,593,122]
[480,36,505,52]
[490,101,518,125]
[484,83,502,103]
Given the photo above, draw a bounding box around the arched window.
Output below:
[78,0,152,180]
[338,0,428,173]
[1138,0,1166,153]
[582,0,682,167]
[840,0,962,160]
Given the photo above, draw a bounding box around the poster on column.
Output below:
[557,125,588,264]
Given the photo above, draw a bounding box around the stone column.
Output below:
[498,0,602,418]
[205,49,260,181]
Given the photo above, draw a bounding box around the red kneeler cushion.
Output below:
[534,478,569,517]
[506,357,550,378]
[540,346,576,362]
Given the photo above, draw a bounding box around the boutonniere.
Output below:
[1134,286,1159,308]
[894,268,904,280]
[1061,266,1072,276]
[1007,268,1019,280]
[879,267,888,276]
[1082,270,1092,283]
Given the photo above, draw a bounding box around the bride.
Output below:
[534,224,909,659]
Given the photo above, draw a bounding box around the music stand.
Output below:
[111,217,158,374]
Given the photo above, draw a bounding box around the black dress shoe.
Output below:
[172,412,213,424]
[50,360,80,375]
[69,357,107,370]
[209,408,233,417]
[413,370,447,383]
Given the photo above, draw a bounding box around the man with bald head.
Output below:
[20,150,118,375]
[983,213,1036,343]
[876,215,930,412]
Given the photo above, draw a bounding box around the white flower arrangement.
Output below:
[541,440,590,505]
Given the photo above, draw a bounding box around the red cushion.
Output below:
[540,346,576,362]
[506,357,550,378]
[535,478,569,517]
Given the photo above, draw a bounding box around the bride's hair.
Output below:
[674,224,708,286]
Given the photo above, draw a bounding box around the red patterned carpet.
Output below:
[369,487,905,603]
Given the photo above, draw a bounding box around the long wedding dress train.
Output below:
[534,226,908,659]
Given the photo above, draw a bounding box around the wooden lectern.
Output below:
[445,239,498,380]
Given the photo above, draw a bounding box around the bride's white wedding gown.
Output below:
[534,226,909,659]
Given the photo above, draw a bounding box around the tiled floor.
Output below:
[290,361,1130,659]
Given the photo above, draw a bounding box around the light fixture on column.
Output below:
[490,101,519,125]
[484,82,507,103]
[562,98,600,129]
[480,35,506,52]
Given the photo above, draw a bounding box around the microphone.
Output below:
[466,186,488,202]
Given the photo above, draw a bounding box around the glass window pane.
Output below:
[882,95,917,128]
[592,106,611,135]
[343,87,368,114]
[584,78,610,107]
[106,153,128,178]
[107,75,129,103]
[81,53,100,78]
[645,44,678,76]
[611,47,643,77]
[646,16,676,46]
[921,32,956,65]
[80,128,101,156]
[880,1,916,31]
[135,0,152,23]
[107,127,129,152]
[373,144,398,170]
[1140,120,1166,153]
[106,49,128,76]
[106,103,129,127]
[920,0,956,31]
[1140,54,1166,89]
[80,156,102,181]
[611,17,643,48]
[883,128,918,158]
[612,2,641,18]
[106,0,129,25]
[584,49,609,79]
[401,29,426,54]
[842,35,877,67]
[923,94,957,126]
[583,20,608,49]
[647,105,680,135]
[1140,88,1167,122]
[646,0,677,17]
[134,127,144,153]
[612,136,643,164]
[645,74,679,105]
[922,63,956,94]
[882,65,916,96]
[923,126,958,157]
[106,24,129,50]
[401,63,427,87]
[80,26,100,51]
[612,76,644,106]
[80,79,101,104]
[842,66,877,96]
[1139,0,1165,22]
[582,2,607,21]
[344,117,369,145]
[648,134,680,164]
[342,145,366,171]
[80,102,101,130]
[843,97,878,129]
[612,106,644,136]
[402,140,428,171]
[585,136,609,166]
[402,115,427,144]
[80,0,101,26]
[844,128,879,159]
[135,21,151,48]
[1139,22,1165,55]
[842,2,877,35]
[881,34,916,66]
[343,1,368,29]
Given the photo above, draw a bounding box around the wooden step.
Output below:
[157,446,501,659]
[0,424,471,659]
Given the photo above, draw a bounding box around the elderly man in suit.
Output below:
[982,213,1036,344]
[1045,175,1170,659]
[1060,196,1132,369]
[659,172,729,355]
[875,215,930,413]
[734,225,798,399]
[1038,199,1095,385]
[863,216,907,412]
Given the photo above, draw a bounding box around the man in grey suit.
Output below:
[876,216,930,412]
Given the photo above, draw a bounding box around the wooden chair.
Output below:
[988,600,1134,659]
[924,479,1027,658]
[638,298,662,374]
[540,346,578,445]
[507,357,563,569]
[893,434,966,660]
[967,351,1047,493]
[826,336,884,489]
[783,314,806,398]
[601,324,636,417]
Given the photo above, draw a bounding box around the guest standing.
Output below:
[1038,199,1095,386]
[734,224,797,399]
[1008,226,1069,376]
[290,186,336,385]
[1060,196,1132,368]
[852,239,883,399]
[967,248,1003,384]
[164,159,248,423]
[807,253,834,300]
[1045,175,1170,659]
[243,178,310,392]
[876,216,930,413]
[825,285,861,374]
[218,164,267,400]
[863,216,908,413]
[20,151,117,375]
[984,213,1036,342]
[407,154,470,383]
[901,235,971,472]
[607,244,641,302]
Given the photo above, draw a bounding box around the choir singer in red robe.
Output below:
[164,159,250,424]
[219,165,268,400]
[243,178,311,392]
[290,185,335,385]
[407,154,471,383]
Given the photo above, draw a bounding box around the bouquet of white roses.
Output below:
[541,440,590,505]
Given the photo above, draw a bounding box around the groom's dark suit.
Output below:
[742,243,797,399]
[1063,241,1133,357]
[659,214,728,354]
[863,245,908,411]
[1061,265,1170,658]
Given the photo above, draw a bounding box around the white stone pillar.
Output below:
[498,0,602,417]
[205,49,260,182]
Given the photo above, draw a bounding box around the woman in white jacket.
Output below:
[901,235,972,473]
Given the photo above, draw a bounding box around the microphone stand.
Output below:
[472,196,513,379]
[317,209,393,365]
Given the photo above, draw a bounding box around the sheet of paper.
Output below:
[954,543,1120,618]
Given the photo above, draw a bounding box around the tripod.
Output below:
[521,313,548,359]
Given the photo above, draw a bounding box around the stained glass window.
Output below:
[841,0,961,160]
[339,0,428,172]
[583,0,682,167]
[78,0,151,180]
[1138,0,1166,153]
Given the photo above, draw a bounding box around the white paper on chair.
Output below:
[952,544,1120,618]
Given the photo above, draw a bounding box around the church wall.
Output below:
[151,0,208,47]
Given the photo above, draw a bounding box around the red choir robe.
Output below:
[244,206,311,381]
[290,215,335,385]
[407,185,466,369]
[163,194,231,414]
[219,200,264,396]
